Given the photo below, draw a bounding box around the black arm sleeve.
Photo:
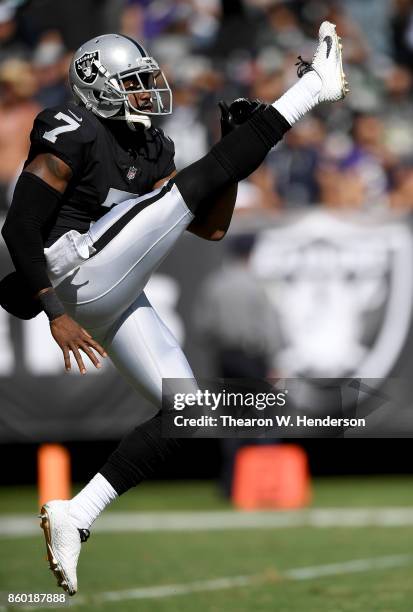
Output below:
[1,172,62,295]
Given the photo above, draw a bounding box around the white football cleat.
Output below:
[39,500,89,596]
[301,20,349,102]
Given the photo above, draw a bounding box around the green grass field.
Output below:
[1,477,413,611]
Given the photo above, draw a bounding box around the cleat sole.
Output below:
[39,505,76,596]
[334,27,348,99]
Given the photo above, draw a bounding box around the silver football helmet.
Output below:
[69,33,172,129]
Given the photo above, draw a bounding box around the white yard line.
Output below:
[2,507,413,538]
[4,553,412,611]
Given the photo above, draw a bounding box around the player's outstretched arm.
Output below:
[186,182,237,241]
[1,154,107,374]
[186,99,264,241]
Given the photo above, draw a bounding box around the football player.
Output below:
[1,23,347,595]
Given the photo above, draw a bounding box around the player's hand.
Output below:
[49,313,107,374]
[219,98,267,137]
[219,101,233,137]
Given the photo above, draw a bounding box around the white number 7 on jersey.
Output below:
[43,112,80,144]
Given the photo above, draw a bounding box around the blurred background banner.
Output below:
[250,211,413,379]
[1,209,413,442]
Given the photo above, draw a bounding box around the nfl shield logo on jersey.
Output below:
[75,51,100,84]
[127,166,138,181]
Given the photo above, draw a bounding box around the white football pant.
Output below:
[49,183,197,406]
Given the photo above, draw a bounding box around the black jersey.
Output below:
[25,102,175,246]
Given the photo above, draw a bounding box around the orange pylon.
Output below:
[232,444,311,510]
[38,444,71,509]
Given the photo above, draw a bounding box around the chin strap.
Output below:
[125,107,151,130]
[108,105,151,130]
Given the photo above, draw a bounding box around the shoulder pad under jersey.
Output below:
[29,103,98,176]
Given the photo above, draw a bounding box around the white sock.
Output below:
[272,71,322,126]
[68,473,118,530]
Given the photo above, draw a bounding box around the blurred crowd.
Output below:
[1,0,413,214]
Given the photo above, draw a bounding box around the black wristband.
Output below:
[38,290,65,321]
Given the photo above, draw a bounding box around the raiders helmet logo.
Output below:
[74,50,100,84]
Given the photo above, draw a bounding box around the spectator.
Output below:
[317,161,366,209]
[0,3,30,63]
[264,117,326,206]
[162,60,213,168]
[193,234,280,377]
[33,33,70,108]
[0,58,40,210]
[336,113,393,208]
[391,0,413,69]
[256,1,309,55]
[381,65,413,158]
[389,161,413,210]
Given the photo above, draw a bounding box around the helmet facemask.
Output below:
[98,58,172,129]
